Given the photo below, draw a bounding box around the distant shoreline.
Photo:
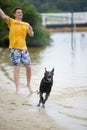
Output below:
[47,26,87,32]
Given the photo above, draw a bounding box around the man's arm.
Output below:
[0,8,9,23]
[28,26,34,37]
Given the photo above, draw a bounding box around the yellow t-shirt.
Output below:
[7,17,30,50]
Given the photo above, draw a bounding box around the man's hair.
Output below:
[13,7,23,14]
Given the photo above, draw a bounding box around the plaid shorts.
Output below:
[10,49,31,66]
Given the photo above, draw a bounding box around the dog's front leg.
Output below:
[42,93,50,108]
[37,93,43,107]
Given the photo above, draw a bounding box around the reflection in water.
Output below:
[0,32,87,130]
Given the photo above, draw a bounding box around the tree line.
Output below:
[28,0,87,12]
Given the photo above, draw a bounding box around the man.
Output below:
[0,7,34,94]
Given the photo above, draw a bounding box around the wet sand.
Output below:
[0,71,66,130]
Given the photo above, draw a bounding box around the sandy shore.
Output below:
[0,71,66,130]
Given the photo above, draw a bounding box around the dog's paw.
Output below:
[37,104,40,107]
[42,104,45,108]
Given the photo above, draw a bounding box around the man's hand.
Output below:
[28,26,34,37]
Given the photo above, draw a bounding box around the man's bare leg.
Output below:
[14,65,22,94]
[25,65,33,94]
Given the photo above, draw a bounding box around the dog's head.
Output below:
[44,68,54,82]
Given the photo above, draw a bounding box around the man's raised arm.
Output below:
[0,8,9,23]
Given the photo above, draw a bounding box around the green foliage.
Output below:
[0,0,51,47]
[27,26,51,47]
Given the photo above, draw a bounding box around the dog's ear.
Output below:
[44,67,47,75]
[51,68,54,74]
[45,67,47,72]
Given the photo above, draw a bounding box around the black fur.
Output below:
[37,68,54,108]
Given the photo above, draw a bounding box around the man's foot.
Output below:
[16,89,23,95]
[27,85,33,94]
[28,87,33,94]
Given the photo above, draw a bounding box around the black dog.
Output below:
[37,68,54,108]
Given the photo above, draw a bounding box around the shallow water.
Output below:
[0,31,87,130]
